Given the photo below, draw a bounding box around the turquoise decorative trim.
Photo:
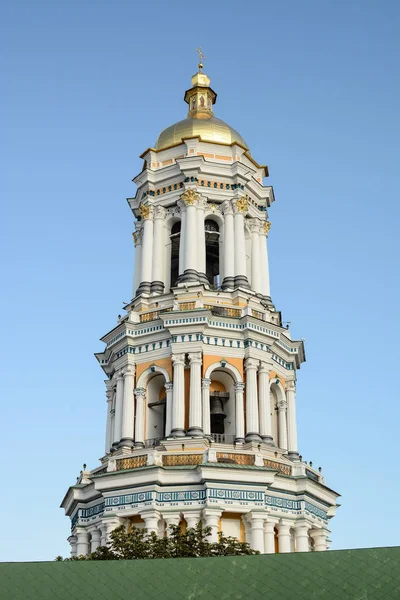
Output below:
[105,491,154,507]
[156,490,206,503]
[266,496,301,511]
[305,502,327,521]
[208,489,264,502]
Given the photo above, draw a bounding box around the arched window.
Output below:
[170,221,181,288]
[205,219,220,288]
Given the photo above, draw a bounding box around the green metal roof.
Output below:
[1,546,400,600]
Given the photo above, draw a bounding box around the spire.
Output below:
[184,47,217,119]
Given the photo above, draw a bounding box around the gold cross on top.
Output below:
[196,46,206,72]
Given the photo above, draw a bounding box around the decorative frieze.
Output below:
[216,453,254,466]
[116,455,147,471]
[162,454,204,466]
[263,459,292,476]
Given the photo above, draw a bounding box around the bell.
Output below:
[210,396,226,418]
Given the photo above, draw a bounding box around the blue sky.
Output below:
[1,0,399,561]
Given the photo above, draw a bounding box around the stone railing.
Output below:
[204,305,242,318]
[209,433,235,444]
[179,302,196,311]
[251,309,264,320]
[216,452,254,466]
[116,455,147,471]
[263,458,292,476]
[162,454,203,467]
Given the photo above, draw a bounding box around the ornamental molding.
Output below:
[264,221,272,235]
[139,203,152,220]
[235,196,249,214]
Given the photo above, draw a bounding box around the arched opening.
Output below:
[205,219,220,288]
[170,221,181,288]
[208,372,236,442]
[145,374,167,443]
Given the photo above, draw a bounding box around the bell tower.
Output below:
[61,62,339,558]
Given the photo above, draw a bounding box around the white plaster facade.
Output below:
[61,68,339,556]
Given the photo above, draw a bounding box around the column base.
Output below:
[150,280,165,294]
[118,438,134,449]
[234,275,250,289]
[136,281,151,295]
[221,276,235,290]
[170,428,186,438]
[261,435,274,446]
[245,432,262,442]
[288,451,300,461]
[177,269,201,284]
[187,427,203,437]
[234,437,245,444]
[135,442,145,448]
[198,272,210,287]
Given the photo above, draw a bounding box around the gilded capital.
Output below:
[264,221,272,235]
[235,196,248,214]
[139,202,151,219]
[181,188,199,205]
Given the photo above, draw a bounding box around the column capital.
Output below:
[153,205,166,219]
[181,188,199,206]
[234,382,245,392]
[114,369,124,381]
[259,361,271,375]
[233,196,249,215]
[286,379,296,392]
[196,196,207,210]
[172,353,186,366]
[188,351,202,364]
[133,226,144,246]
[295,520,311,532]
[245,357,259,371]
[106,389,114,402]
[202,508,222,521]
[264,518,279,530]
[278,398,288,410]
[279,519,292,530]
[201,378,211,389]
[222,199,234,216]
[124,365,135,378]
[139,202,154,220]
[164,381,174,391]
[248,218,262,233]
[263,220,272,237]
[134,387,146,398]
[245,511,267,523]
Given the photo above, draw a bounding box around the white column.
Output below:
[178,206,187,275]
[179,191,199,281]
[120,365,135,448]
[105,387,113,453]
[264,521,277,554]
[222,201,235,289]
[102,518,121,545]
[164,513,181,536]
[138,205,153,294]
[233,198,250,288]
[151,206,166,294]
[202,509,222,543]
[197,198,207,281]
[68,535,77,557]
[234,382,245,443]
[202,378,211,436]
[133,228,143,296]
[184,512,202,529]
[171,354,186,437]
[164,382,174,437]
[286,380,299,459]
[188,352,203,436]
[112,371,124,448]
[142,511,160,535]
[250,219,261,293]
[278,520,292,553]
[100,525,107,547]
[278,397,288,451]
[310,529,329,552]
[258,362,274,445]
[90,528,101,552]
[295,522,310,553]
[244,358,261,442]
[134,387,146,447]
[260,221,271,298]
[248,513,266,553]
[75,528,90,556]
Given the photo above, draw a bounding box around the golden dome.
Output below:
[155,116,249,151]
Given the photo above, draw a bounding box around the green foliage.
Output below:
[59,521,259,561]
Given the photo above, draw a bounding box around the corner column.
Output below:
[137,203,153,295]
[68,535,77,557]
[244,358,261,442]
[202,378,211,436]
[119,365,135,448]
[112,370,124,448]
[188,352,203,436]
[234,382,245,443]
[75,528,90,556]
[233,197,250,289]
[221,200,235,289]
[258,362,273,445]
[171,353,186,437]
[151,206,166,294]
[286,380,299,459]
[295,521,310,553]
[310,529,329,552]
[134,387,146,447]
[164,382,174,437]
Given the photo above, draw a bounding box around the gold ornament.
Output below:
[132,232,137,244]
[264,221,272,235]
[181,188,199,205]
[236,196,248,213]
[139,203,150,219]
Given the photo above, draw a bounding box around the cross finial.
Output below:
[196,46,206,72]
